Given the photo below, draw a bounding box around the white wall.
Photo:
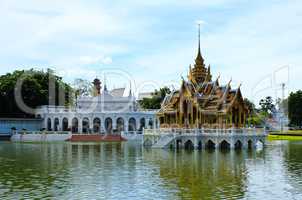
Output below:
[11,133,72,142]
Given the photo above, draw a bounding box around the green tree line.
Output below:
[139,87,171,109]
[0,69,73,118]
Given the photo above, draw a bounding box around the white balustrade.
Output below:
[143,127,266,137]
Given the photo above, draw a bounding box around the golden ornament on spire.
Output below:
[191,23,208,84]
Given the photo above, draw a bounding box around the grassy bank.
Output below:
[268,130,302,141]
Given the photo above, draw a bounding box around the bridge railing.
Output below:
[143,128,266,136]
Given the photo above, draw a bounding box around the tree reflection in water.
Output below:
[143,148,264,199]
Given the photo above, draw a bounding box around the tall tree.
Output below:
[73,78,93,97]
[139,87,171,109]
[276,97,288,116]
[259,96,276,115]
[288,90,302,127]
[0,69,73,118]
[244,98,256,114]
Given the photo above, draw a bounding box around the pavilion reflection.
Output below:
[142,148,264,199]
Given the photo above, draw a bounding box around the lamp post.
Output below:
[281,83,285,133]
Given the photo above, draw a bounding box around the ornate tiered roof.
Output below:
[158,29,248,118]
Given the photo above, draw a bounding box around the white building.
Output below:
[36,78,158,134]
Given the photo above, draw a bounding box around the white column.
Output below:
[135,118,141,131]
[112,118,117,130]
[78,118,83,133]
[125,118,129,132]
[100,117,104,133]
[89,117,94,134]
[51,117,55,131]
[68,117,71,130]
[44,117,48,130]
[59,117,63,131]
[103,119,107,134]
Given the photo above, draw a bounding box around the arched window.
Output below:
[82,118,90,133]
[54,118,59,131]
[235,140,242,149]
[72,118,78,133]
[116,117,125,132]
[139,118,146,131]
[128,118,136,132]
[93,118,101,133]
[184,140,194,150]
[47,118,52,131]
[206,140,216,149]
[148,118,154,129]
[62,118,68,131]
[219,140,230,149]
[105,118,113,134]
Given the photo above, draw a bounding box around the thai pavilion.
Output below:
[157,34,249,129]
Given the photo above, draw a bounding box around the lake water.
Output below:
[0,140,302,200]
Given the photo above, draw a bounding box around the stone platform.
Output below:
[11,131,71,142]
[143,128,267,150]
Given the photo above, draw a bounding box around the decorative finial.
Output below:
[217,73,221,80]
[195,21,204,66]
[227,79,232,87]
[198,22,201,55]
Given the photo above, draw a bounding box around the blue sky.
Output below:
[0,0,301,103]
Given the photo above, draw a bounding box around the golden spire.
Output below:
[195,23,204,66]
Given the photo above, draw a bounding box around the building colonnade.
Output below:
[43,113,158,134]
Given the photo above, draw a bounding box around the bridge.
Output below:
[143,128,267,150]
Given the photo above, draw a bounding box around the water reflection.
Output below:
[0,141,301,199]
[143,148,265,199]
[283,141,302,191]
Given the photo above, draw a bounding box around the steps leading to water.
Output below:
[68,134,126,142]
[152,134,177,148]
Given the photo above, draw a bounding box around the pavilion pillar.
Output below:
[179,112,183,127]
[196,107,198,128]
[190,104,193,126]
[239,108,242,127]
[229,112,232,128]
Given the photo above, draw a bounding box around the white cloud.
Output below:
[0,0,301,101]
[79,55,112,65]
